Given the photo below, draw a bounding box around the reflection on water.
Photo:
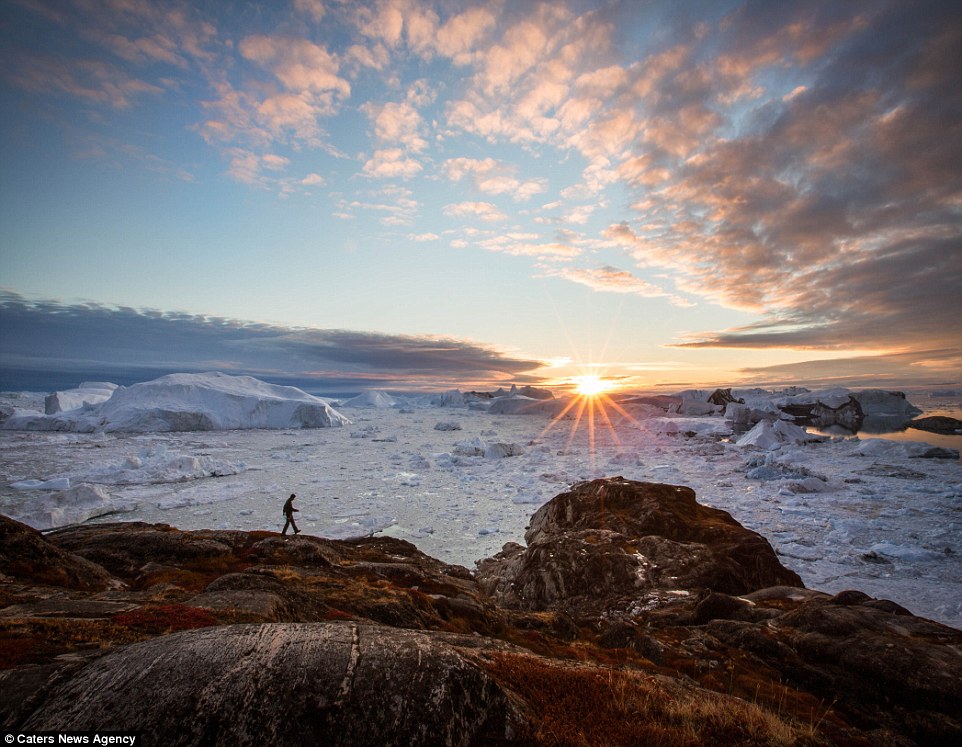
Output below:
[810,397,962,462]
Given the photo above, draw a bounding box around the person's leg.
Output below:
[282,517,291,535]
[292,518,300,534]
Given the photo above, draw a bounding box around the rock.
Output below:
[0,515,117,591]
[47,522,237,577]
[769,596,962,744]
[13,622,526,745]
[708,388,741,407]
[692,592,755,624]
[476,478,802,617]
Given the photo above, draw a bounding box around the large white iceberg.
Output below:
[45,381,118,414]
[2,372,351,433]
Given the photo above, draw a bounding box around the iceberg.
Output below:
[735,419,812,449]
[8,483,135,531]
[341,390,398,408]
[2,372,351,433]
[452,437,525,459]
[44,382,118,414]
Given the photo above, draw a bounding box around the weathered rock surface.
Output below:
[16,622,523,746]
[3,477,961,746]
[476,478,802,617]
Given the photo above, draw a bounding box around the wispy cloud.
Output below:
[545,265,667,297]
[443,201,507,223]
[442,157,546,201]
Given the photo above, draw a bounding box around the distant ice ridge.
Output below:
[1,372,351,433]
[6,442,248,530]
[341,390,399,408]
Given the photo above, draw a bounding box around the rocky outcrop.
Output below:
[0,515,116,591]
[3,478,961,746]
[15,622,523,746]
[476,478,802,617]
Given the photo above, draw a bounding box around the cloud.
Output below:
[477,236,579,260]
[238,36,350,97]
[293,0,326,24]
[736,348,962,389]
[360,81,434,166]
[352,0,496,61]
[362,148,423,179]
[346,185,419,225]
[0,293,545,391]
[441,157,547,201]
[443,201,507,222]
[591,2,962,356]
[6,55,164,109]
[547,265,667,297]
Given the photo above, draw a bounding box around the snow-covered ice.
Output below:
[1,381,960,630]
[2,372,350,432]
[44,381,118,414]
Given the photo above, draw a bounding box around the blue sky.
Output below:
[1,0,960,392]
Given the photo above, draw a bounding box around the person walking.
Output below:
[282,493,300,535]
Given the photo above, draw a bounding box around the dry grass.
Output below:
[484,652,835,747]
[113,604,218,634]
[0,617,148,669]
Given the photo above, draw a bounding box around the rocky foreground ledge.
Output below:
[2,478,960,746]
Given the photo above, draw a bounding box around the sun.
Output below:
[573,375,613,397]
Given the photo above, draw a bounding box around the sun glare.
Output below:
[574,375,612,397]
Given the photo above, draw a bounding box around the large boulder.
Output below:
[707,589,962,745]
[11,622,525,746]
[476,478,802,617]
[0,515,117,591]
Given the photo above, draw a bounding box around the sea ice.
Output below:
[0,382,960,630]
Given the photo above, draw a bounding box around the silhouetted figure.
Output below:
[282,493,300,535]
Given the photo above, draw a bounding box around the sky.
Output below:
[1,0,960,394]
